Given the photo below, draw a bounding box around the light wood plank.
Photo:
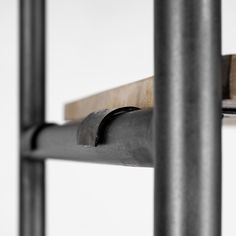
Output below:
[65,77,153,120]
[65,55,236,121]
[230,55,236,99]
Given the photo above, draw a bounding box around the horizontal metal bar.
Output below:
[23,109,153,167]
[22,107,235,167]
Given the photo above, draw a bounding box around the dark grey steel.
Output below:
[20,0,46,235]
[154,0,222,236]
[18,0,223,235]
[78,107,140,146]
[24,109,153,167]
[21,107,229,167]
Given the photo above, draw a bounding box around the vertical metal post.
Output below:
[154,0,222,236]
[20,0,46,235]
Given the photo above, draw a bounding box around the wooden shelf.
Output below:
[65,55,236,121]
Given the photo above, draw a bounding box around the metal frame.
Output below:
[19,0,222,236]
[20,0,45,235]
[154,0,222,235]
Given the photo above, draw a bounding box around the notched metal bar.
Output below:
[78,107,140,146]
[21,124,56,153]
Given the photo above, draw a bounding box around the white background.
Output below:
[0,0,236,235]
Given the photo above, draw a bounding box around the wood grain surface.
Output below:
[65,55,236,121]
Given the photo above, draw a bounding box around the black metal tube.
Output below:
[24,109,153,167]
[20,0,46,235]
[154,1,222,236]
